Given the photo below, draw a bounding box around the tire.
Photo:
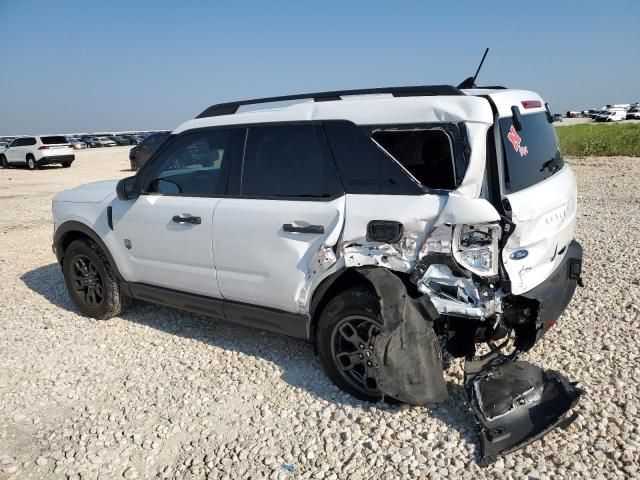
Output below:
[317,287,385,402]
[62,238,126,320]
[0,155,8,169]
[62,162,71,168]
[26,154,37,170]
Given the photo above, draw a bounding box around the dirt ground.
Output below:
[0,147,638,479]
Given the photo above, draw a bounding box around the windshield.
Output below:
[499,111,564,193]
[41,136,68,145]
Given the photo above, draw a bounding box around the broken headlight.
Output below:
[452,224,500,277]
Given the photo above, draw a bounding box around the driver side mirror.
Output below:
[116,176,140,200]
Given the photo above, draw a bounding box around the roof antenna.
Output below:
[457,48,489,89]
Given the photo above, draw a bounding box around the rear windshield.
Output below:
[499,111,563,192]
[41,136,69,145]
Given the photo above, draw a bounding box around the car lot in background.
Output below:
[128,131,170,170]
[0,135,74,169]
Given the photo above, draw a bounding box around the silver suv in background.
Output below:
[1,135,75,169]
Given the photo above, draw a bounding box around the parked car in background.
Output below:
[120,135,142,145]
[98,137,117,147]
[596,109,626,122]
[626,107,640,120]
[109,136,132,146]
[129,131,169,170]
[67,138,87,149]
[1,135,74,169]
[80,137,101,148]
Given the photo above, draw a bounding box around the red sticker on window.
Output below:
[507,125,528,157]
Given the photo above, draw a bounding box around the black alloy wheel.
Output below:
[69,254,105,307]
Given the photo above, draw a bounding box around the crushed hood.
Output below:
[53,180,118,204]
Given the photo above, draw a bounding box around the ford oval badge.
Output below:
[510,249,529,260]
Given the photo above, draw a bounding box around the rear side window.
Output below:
[16,137,36,146]
[41,136,68,144]
[241,125,342,198]
[370,129,455,190]
[499,111,564,192]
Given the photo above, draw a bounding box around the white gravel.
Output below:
[0,149,638,479]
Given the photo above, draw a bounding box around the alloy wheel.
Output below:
[330,315,381,397]
[70,255,105,307]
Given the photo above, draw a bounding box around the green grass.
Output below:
[555,123,640,157]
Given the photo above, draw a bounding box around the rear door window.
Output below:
[499,111,564,192]
[41,136,68,145]
[241,124,343,198]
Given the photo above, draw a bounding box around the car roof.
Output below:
[174,87,545,134]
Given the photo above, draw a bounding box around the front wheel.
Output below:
[317,287,384,402]
[0,155,8,169]
[62,162,71,168]
[62,239,126,320]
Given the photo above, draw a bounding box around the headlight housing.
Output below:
[452,224,500,276]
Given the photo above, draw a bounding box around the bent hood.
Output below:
[53,180,118,204]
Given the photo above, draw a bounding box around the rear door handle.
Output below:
[172,214,201,225]
[282,223,324,234]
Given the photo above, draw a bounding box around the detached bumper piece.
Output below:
[464,351,582,466]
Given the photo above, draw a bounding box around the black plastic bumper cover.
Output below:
[524,240,582,331]
[464,351,582,466]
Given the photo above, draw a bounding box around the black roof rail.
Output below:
[196,84,464,118]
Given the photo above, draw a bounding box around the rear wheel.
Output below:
[62,238,126,320]
[26,155,37,170]
[317,287,384,402]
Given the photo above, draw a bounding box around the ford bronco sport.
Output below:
[52,80,583,463]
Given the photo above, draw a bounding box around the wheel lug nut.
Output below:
[367,361,372,366]
[358,354,364,359]
[359,344,365,349]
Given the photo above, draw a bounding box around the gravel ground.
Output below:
[0,148,638,479]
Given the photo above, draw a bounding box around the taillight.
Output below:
[38,145,50,150]
[451,224,501,277]
[521,100,542,109]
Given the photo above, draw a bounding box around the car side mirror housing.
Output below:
[116,176,140,200]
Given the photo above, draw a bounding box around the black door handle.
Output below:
[172,214,201,225]
[283,223,324,234]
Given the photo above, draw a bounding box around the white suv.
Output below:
[1,135,75,169]
[52,83,583,463]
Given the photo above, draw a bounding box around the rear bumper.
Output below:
[38,154,75,165]
[510,240,583,350]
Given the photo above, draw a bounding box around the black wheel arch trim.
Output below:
[54,221,124,281]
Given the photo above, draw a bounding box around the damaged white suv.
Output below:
[52,82,583,463]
